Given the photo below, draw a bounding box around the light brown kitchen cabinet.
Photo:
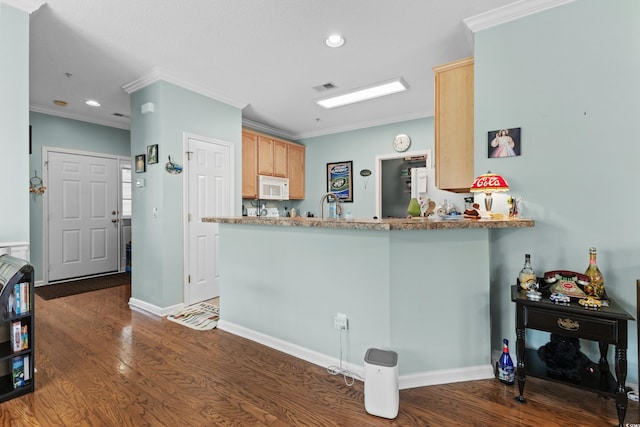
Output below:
[433,57,474,193]
[257,136,274,176]
[257,136,288,178]
[287,143,305,200]
[242,128,305,199]
[273,140,288,177]
[242,131,258,198]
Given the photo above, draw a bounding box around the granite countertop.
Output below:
[202,216,534,231]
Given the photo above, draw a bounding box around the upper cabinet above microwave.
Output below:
[433,57,474,193]
[242,129,305,200]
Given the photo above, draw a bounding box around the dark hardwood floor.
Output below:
[1,284,637,426]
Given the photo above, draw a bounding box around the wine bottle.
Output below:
[584,247,605,299]
[498,339,515,385]
[518,254,536,290]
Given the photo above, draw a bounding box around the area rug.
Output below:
[35,272,131,300]
[166,302,219,330]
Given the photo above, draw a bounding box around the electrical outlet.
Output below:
[334,313,348,330]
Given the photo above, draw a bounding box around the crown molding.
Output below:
[241,119,297,141]
[464,0,576,33]
[30,104,130,130]
[122,67,248,110]
[0,0,45,13]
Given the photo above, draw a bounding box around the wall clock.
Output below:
[393,134,411,152]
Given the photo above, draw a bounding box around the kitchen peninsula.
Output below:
[204,216,533,388]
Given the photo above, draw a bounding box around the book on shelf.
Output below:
[11,282,29,315]
[11,321,21,353]
[20,282,27,314]
[12,356,24,389]
[21,324,28,350]
[23,355,30,381]
[14,283,20,315]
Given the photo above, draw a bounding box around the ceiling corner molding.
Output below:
[241,119,296,141]
[123,67,248,110]
[30,104,130,130]
[1,0,45,13]
[464,0,576,33]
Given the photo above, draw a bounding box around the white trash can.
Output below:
[364,348,399,419]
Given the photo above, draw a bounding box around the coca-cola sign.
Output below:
[471,173,509,191]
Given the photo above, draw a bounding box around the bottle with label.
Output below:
[518,254,537,290]
[329,200,336,219]
[498,339,515,385]
[584,247,605,299]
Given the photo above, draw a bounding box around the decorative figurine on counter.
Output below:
[508,196,520,218]
[463,203,481,220]
[419,197,436,217]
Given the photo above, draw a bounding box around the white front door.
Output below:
[185,134,233,305]
[47,151,119,281]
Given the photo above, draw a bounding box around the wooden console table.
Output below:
[511,285,634,427]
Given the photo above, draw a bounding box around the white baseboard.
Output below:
[217,320,494,390]
[128,297,182,317]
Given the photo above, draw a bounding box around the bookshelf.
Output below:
[0,255,34,402]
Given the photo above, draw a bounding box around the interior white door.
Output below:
[47,152,119,281]
[186,136,232,305]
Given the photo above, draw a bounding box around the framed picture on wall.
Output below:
[326,160,353,202]
[135,154,146,173]
[147,144,158,164]
[488,127,521,158]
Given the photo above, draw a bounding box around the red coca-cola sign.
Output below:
[470,173,509,191]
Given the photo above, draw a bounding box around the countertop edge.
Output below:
[202,217,534,231]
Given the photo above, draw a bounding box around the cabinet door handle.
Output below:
[558,318,579,331]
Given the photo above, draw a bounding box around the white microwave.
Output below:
[258,175,289,200]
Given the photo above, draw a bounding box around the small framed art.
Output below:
[147,144,158,164]
[135,154,146,173]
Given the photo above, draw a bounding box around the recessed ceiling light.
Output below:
[325,34,345,48]
[316,77,408,109]
[85,99,101,107]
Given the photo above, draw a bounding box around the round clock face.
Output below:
[393,134,411,152]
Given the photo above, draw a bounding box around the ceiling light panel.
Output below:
[316,78,408,109]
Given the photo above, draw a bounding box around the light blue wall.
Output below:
[220,224,491,374]
[129,80,241,308]
[0,4,29,243]
[474,0,640,382]
[28,112,130,281]
[297,118,467,218]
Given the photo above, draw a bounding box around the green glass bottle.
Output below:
[584,247,605,299]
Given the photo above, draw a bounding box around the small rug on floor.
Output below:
[35,272,131,300]
[166,302,219,330]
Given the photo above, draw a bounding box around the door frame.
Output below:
[374,149,430,219]
[42,146,131,285]
[182,132,236,305]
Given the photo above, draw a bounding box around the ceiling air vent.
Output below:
[313,82,337,92]
[112,112,130,118]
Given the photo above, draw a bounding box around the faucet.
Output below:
[319,192,343,219]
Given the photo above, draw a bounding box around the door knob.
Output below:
[112,219,118,223]
[112,210,117,215]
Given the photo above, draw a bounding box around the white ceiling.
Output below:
[20,0,564,140]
